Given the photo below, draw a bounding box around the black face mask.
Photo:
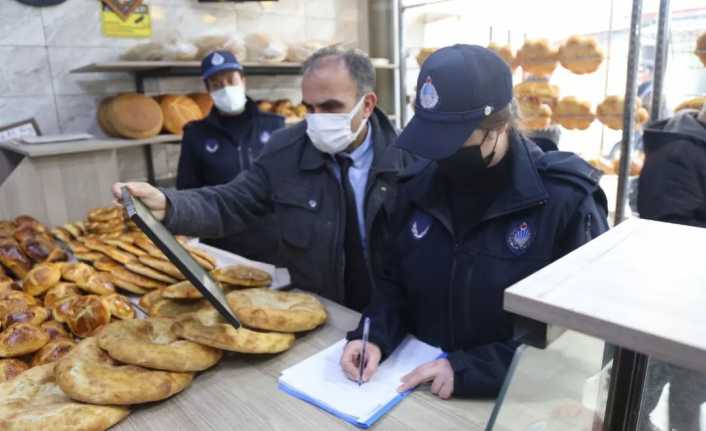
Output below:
[438,131,499,184]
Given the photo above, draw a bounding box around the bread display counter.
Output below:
[0,135,179,227]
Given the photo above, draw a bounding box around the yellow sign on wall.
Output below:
[101,4,151,38]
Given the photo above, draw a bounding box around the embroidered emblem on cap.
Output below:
[211,52,225,66]
[484,105,493,116]
[260,131,271,144]
[410,212,433,240]
[507,221,534,255]
[205,139,219,154]
[419,76,440,110]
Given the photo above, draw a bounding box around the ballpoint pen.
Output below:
[357,317,371,386]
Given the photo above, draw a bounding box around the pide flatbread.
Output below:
[226,289,326,333]
[102,238,147,257]
[172,309,295,354]
[211,265,271,287]
[0,363,129,431]
[98,318,222,372]
[124,262,178,285]
[83,238,136,265]
[149,298,211,318]
[55,337,193,405]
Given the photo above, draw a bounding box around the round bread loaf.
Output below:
[559,35,604,74]
[227,288,326,332]
[55,337,193,405]
[172,308,295,353]
[98,318,222,372]
[106,93,163,139]
[60,262,94,286]
[518,100,553,130]
[0,323,49,357]
[2,305,49,328]
[23,263,61,296]
[78,272,116,296]
[0,359,28,383]
[40,320,71,341]
[0,363,130,431]
[160,95,202,135]
[51,296,79,323]
[65,295,111,338]
[514,80,560,108]
[98,98,120,138]
[31,339,76,367]
[102,294,135,320]
[189,93,213,118]
[516,39,559,76]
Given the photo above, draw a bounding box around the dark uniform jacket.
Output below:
[638,111,706,228]
[348,132,609,398]
[176,98,285,262]
[163,108,417,304]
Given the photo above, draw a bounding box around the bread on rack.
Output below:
[514,80,560,108]
[488,43,516,70]
[596,95,649,130]
[675,96,706,113]
[189,93,214,118]
[104,93,164,139]
[416,48,437,66]
[160,95,203,135]
[518,99,553,130]
[516,39,559,76]
[559,35,604,74]
[553,97,595,130]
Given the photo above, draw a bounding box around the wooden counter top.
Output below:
[114,296,494,431]
[0,135,180,158]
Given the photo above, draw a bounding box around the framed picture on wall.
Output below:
[0,119,41,144]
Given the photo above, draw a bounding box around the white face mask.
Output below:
[211,85,247,115]
[306,97,367,155]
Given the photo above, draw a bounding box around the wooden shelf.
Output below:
[0,135,181,158]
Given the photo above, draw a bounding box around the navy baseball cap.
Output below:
[201,50,243,80]
[397,44,513,160]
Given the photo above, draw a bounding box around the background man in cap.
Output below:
[342,45,609,399]
[112,48,416,312]
[176,50,285,263]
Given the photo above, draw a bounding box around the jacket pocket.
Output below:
[272,181,322,248]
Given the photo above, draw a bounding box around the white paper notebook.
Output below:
[279,336,443,428]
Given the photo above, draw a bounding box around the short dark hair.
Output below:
[301,47,376,98]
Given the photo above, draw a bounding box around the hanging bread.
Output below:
[98,318,222,372]
[189,93,214,118]
[559,35,604,74]
[105,93,163,139]
[553,97,595,130]
[172,308,295,354]
[416,47,437,66]
[518,99,553,130]
[227,288,326,333]
[596,95,649,130]
[160,95,203,135]
[55,337,194,405]
[516,39,559,77]
[0,363,130,431]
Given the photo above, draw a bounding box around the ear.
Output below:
[363,92,378,118]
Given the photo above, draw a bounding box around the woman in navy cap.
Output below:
[341,45,609,399]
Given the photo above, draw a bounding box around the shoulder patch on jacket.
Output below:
[536,151,603,189]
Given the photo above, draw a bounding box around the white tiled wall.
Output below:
[0,0,365,180]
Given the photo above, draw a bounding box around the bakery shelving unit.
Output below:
[71,60,399,185]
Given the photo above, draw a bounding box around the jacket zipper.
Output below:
[448,241,460,349]
[331,164,346,302]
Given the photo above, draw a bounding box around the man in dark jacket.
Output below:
[637,105,706,431]
[112,48,416,311]
[342,45,609,399]
[638,107,706,227]
[176,50,285,262]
